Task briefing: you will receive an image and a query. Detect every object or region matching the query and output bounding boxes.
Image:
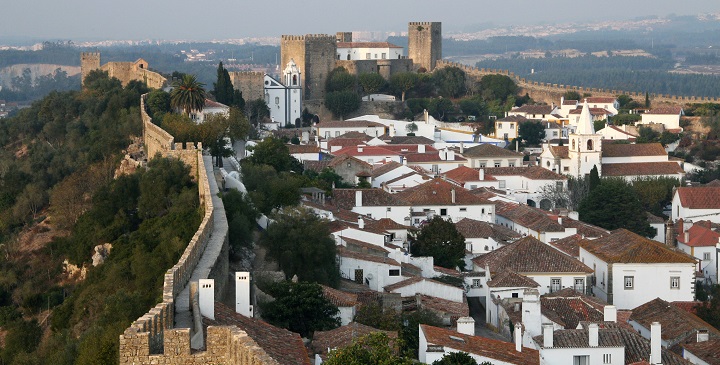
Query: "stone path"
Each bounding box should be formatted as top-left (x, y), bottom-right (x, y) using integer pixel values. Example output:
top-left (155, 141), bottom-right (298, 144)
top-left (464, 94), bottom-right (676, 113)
top-left (174, 156), bottom-right (229, 329)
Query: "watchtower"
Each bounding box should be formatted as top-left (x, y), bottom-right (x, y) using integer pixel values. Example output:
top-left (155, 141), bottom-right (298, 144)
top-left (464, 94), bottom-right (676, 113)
top-left (80, 52), bottom-right (101, 85)
top-left (280, 34), bottom-right (337, 101)
top-left (407, 22), bottom-right (442, 72)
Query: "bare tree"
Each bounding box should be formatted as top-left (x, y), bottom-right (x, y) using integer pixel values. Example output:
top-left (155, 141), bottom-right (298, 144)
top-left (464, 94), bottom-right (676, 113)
top-left (539, 175), bottom-right (590, 211)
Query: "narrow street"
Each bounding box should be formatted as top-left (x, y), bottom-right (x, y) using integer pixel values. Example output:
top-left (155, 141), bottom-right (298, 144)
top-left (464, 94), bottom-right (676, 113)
top-left (467, 296), bottom-right (511, 342)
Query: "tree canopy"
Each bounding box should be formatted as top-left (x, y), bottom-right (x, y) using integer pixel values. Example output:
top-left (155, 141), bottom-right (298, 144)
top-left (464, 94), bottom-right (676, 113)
top-left (212, 62), bottom-right (244, 109)
top-left (247, 136), bottom-right (301, 172)
top-left (578, 178), bottom-right (656, 237)
top-left (433, 66), bottom-right (467, 98)
top-left (518, 121), bottom-right (546, 145)
top-left (411, 216), bottom-right (466, 270)
top-left (433, 352), bottom-right (479, 365)
top-left (259, 281), bottom-right (339, 338)
top-left (324, 333), bottom-right (413, 365)
top-left (170, 74), bottom-right (206, 115)
top-left (260, 207), bottom-right (340, 286)
top-left (359, 72), bottom-right (386, 97)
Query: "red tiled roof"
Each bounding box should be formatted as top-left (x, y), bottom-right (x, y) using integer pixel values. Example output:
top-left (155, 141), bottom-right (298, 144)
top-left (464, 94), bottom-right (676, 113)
top-left (337, 246), bottom-right (400, 266)
top-left (646, 106), bottom-right (683, 115)
top-left (288, 144), bottom-right (320, 154)
top-left (404, 152), bottom-right (466, 163)
top-left (444, 166), bottom-right (497, 184)
top-left (682, 338), bottom-right (720, 364)
top-left (487, 269), bottom-right (539, 288)
top-left (395, 178), bottom-right (492, 206)
top-left (416, 294), bottom-right (469, 317)
top-left (378, 144), bottom-right (438, 154)
top-left (677, 224), bottom-right (720, 247)
top-left (204, 99), bottom-right (228, 108)
top-left (607, 125), bottom-right (639, 137)
top-left (371, 161), bottom-right (404, 178)
top-left (473, 236), bottom-right (593, 274)
top-left (317, 120), bottom-right (385, 128)
top-left (462, 144), bottom-right (523, 158)
top-left (497, 115), bottom-right (527, 122)
top-left (388, 136), bottom-right (435, 145)
top-left (550, 146), bottom-right (569, 158)
top-left (630, 298), bottom-right (720, 344)
top-left (205, 302), bottom-right (311, 365)
top-left (327, 154), bottom-right (372, 169)
top-left (366, 218), bottom-right (414, 232)
top-left (337, 42), bottom-right (403, 49)
top-left (494, 201), bottom-right (565, 233)
top-left (563, 99), bottom-right (579, 105)
top-left (333, 145), bottom-right (401, 157)
top-left (328, 138), bottom-right (371, 149)
top-left (454, 217), bottom-right (520, 241)
top-left (332, 188), bottom-right (405, 209)
top-left (676, 186), bottom-right (720, 209)
top-left (321, 285), bottom-right (358, 307)
top-left (601, 162), bottom-right (684, 177)
top-left (421, 324), bottom-right (540, 365)
top-left (541, 289), bottom-right (605, 329)
top-left (601, 143), bottom-right (667, 157)
top-left (579, 229), bottom-right (696, 264)
top-left (569, 107), bottom-right (612, 115)
top-left (549, 234), bottom-right (584, 257)
top-left (671, 301), bottom-right (702, 315)
top-left (482, 166), bottom-right (566, 180)
top-left (383, 276), bottom-right (424, 292)
top-left (337, 131), bottom-right (372, 139)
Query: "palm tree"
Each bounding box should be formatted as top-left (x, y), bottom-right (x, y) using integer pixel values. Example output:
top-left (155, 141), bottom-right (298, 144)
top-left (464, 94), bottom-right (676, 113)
top-left (170, 74), bottom-right (206, 116)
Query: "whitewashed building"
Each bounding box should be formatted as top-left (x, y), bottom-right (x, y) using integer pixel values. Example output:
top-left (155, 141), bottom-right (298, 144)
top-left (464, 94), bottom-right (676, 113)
top-left (264, 59), bottom-right (302, 127)
top-left (336, 42), bottom-right (404, 60)
top-left (672, 186), bottom-right (720, 224)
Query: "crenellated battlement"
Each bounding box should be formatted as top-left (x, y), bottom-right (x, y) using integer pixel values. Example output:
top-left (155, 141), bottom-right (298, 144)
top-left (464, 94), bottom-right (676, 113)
top-left (409, 21), bottom-right (437, 26)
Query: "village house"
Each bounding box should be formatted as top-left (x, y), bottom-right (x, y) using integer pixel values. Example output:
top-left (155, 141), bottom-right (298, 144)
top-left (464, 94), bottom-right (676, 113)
top-left (480, 166), bottom-right (567, 208)
top-left (672, 186), bottom-right (720, 224)
top-left (494, 115), bottom-right (525, 140)
top-left (455, 217), bottom-right (521, 259)
top-left (192, 99), bottom-right (229, 123)
top-left (675, 220), bottom-right (720, 284)
top-left (303, 154), bottom-right (372, 185)
top-left (585, 96), bottom-right (620, 115)
top-left (598, 124), bottom-right (638, 141)
top-left (394, 178), bottom-right (496, 224)
top-left (315, 120), bottom-right (387, 139)
top-left (639, 105), bottom-right (684, 130)
top-left (579, 229), bottom-right (697, 310)
top-left (460, 143), bottom-right (524, 168)
top-left (493, 201), bottom-right (579, 243)
top-left (320, 285), bottom-right (358, 326)
top-left (331, 145), bottom-right (403, 164)
top-left (508, 104), bottom-right (559, 120)
top-left (288, 144), bottom-right (322, 161)
top-left (443, 166), bottom-right (499, 190)
top-left (336, 41), bottom-right (404, 60)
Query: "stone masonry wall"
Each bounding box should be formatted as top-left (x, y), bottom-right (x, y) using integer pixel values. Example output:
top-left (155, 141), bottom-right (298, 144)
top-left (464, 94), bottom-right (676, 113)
top-left (119, 95), bottom-right (271, 364)
top-left (229, 71), bottom-right (265, 102)
top-left (281, 34), bottom-right (337, 101)
top-left (435, 60), bottom-right (720, 106)
top-left (408, 22), bottom-right (442, 71)
top-left (80, 52), bottom-right (166, 89)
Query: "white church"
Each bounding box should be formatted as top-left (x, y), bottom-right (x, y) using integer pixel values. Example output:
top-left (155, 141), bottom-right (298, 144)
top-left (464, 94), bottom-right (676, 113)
top-left (264, 59), bottom-right (302, 127)
top-left (539, 100), bottom-right (685, 181)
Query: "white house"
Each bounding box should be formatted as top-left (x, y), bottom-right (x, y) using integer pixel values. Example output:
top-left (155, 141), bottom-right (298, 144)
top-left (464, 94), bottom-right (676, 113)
top-left (332, 145), bottom-right (403, 164)
top-left (508, 105), bottom-right (559, 120)
top-left (672, 186), bottom-right (720, 224)
top-left (585, 96), bottom-right (619, 115)
top-left (443, 166), bottom-right (499, 190)
top-left (264, 59), bottom-right (302, 127)
top-left (494, 115), bottom-right (525, 140)
top-left (460, 143), bottom-right (524, 168)
top-left (418, 322), bottom-right (540, 365)
top-left (481, 166), bottom-right (567, 208)
top-left (320, 285), bottom-right (358, 326)
top-left (675, 220), bottom-right (720, 284)
top-left (288, 144), bottom-right (321, 162)
top-left (404, 149), bottom-right (467, 174)
top-left (192, 99), bottom-right (229, 123)
top-left (455, 217), bottom-right (521, 257)
top-left (394, 178), bottom-right (496, 224)
top-left (382, 171), bottom-right (431, 193)
top-left (640, 106), bottom-right (684, 130)
top-left (598, 124), bottom-right (637, 141)
top-left (336, 247), bottom-right (404, 291)
top-left (315, 120), bottom-right (388, 140)
top-left (336, 42), bottom-right (404, 60)
top-left (579, 228), bottom-right (697, 310)
top-left (384, 277), bottom-right (464, 303)
top-left (494, 201), bottom-right (579, 243)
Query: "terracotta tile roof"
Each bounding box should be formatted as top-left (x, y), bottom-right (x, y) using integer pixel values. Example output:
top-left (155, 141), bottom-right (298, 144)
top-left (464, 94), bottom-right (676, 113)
top-left (337, 246), bottom-right (400, 266)
top-left (562, 99), bottom-right (579, 105)
top-left (680, 338), bottom-right (720, 363)
top-left (569, 107), bottom-right (612, 115)
top-left (288, 144), bottom-right (320, 154)
top-left (205, 302), bottom-right (311, 365)
top-left (671, 301), bottom-right (702, 315)
top-left (646, 212), bottom-right (666, 224)
top-left (333, 145), bottom-right (401, 157)
top-left (540, 289), bottom-right (605, 329)
top-left (495, 201), bottom-right (565, 233)
top-left (559, 217), bottom-right (611, 238)
top-left (533, 327), bottom-right (690, 365)
top-left (646, 106), bottom-right (683, 115)
top-left (586, 97), bottom-right (617, 104)
top-left (337, 131), bottom-right (372, 139)
top-left (482, 166), bottom-right (566, 180)
top-left (497, 115), bottom-right (528, 122)
top-left (416, 294), bottom-right (469, 317)
top-left (433, 265), bottom-right (462, 278)
top-left (487, 269), bottom-right (539, 288)
top-left (630, 298), bottom-right (720, 344)
top-left (204, 99), bottom-right (228, 108)
top-left (395, 178), bottom-right (492, 206)
top-left (383, 276), bottom-right (424, 292)
top-left (337, 41), bottom-right (403, 49)
top-left (404, 152), bottom-right (466, 163)
top-left (385, 171), bottom-right (426, 185)
top-left (607, 125), bottom-right (639, 137)
top-left (602, 143), bottom-right (667, 157)
top-left (311, 322), bottom-right (398, 359)
top-left (676, 187), bottom-right (720, 209)
top-left (317, 120), bottom-right (385, 128)
top-left (321, 285), bottom-right (358, 307)
top-left (454, 217), bottom-right (521, 242)
top-left (331, 188), bottom-right (405, 210)
top-left (388, 136), bottom-right (435, 145)
top-left (303, 160), bottom-right (332, 173)
top-left (549, 234), bottom-right (584, 257)
top-left (511, 105), bottom-right (555, 115)
top-left (421, 324), bottom-right (540, 365)
top-left (444, 166), bottom-right (497, 184)
top-left (379, 144), bottom-right (438, 154)
top-left (366, 218), bottom-right (414, 232)
top-left (472, 236), bottom-right (593, 274)
top-left (371, 161), bottom-right (404, 178)
top-left (677, 224), bottom-right (720, 247)
top-left (326, 154), bottom-right (372, 170)
top-left (580, 229), bottom-right (697, 264)
top-left (550, 146), bottom-right (569, 158)
top-left (704, 179), bottom-right (720, 187)
top-left (462, 144), bottom-right (523, 158)
top-left (328, 138), bottom-right (371, 149)
top-left (601, 162), bottom-right (684, 177)
top-left (341, 237), bottom-right (390, 255)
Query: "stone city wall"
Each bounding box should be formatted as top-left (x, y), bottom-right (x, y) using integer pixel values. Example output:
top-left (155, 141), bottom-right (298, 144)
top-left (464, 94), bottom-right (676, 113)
top-left (229, 71), bottom-right (265, 102)
top-left (81, 52), bottom-right (167, 89)
top-left (435, 60), bottom-right (720, 106)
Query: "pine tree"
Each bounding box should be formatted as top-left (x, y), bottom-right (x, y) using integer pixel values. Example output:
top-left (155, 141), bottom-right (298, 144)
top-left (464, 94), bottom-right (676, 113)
top-left (212, 62), bottom-right (236, 106)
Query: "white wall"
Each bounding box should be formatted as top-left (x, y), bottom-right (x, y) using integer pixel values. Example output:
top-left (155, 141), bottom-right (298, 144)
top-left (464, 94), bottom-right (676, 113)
top-left (337, 255), bottom-right (403, 291)
top-left (640, 113), bottom-right (681, 129)
top-left (579, 249), bottom-right (611, 304)
top-left (337, 46), bottom-right (404, 60)
top-left (684, 349), bottom-right (711, 365)
top-left (540, 346), bottom-right (624, 365)
top-left (333, 227), bottom-right (387, 246)
top-left (677, 243), bottom-right (716, 284)
top-left (408, 161), bottom-right (465, 174)
top-left (672, 193), bottom-right (720, 223)
top-left (372, 165), bottom-right (416, 188)
top-left (611, 263), bottom-right (695, 309)
top-left (601, 155), bottom-right (668, 164)
top-left (387, 279), bottom-right (464, 303)
top-left (466, 156), bottom-right (523, 168)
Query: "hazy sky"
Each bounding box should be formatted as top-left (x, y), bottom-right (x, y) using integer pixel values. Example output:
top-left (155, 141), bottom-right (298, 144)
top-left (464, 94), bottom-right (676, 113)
top-left (4, 0), bottom-right (720, 41)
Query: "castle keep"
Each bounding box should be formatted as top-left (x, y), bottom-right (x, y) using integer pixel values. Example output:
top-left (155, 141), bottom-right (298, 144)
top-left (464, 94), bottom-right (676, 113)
top-left (408, 22), bottom-right (442, 72)
top-left (80, 52), bottom-right (166, 89)
top-left (280, 34), bottom-right (338, 100)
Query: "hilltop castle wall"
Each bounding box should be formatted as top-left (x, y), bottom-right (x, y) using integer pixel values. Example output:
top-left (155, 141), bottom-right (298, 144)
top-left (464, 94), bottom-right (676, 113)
top-left (281, 34), bottom-right (337, 100)
top-left (229, 71), bottom-right (264, 102)
top-left (81, 52), bottom-right (166, 89)
top-left (408, 22), bottom-right (442, 71)
top-left (435, 60), bottom-right (720, 106)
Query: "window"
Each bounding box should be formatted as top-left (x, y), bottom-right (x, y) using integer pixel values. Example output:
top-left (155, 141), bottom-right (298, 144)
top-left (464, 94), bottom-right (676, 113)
top-left (471, 279), bottom-right (481, 288)
top-left (366, 53), bottom-right (371, 59)
top-left (432, 164), bottom-right (439, 173)
top-left (347, 162), bottom-right (352, 168)
top-left (470, 185), bottom-right (477, 189)
top-left (386, 207), bottom-right (391, 212)
top-left (325, 131), bottom-right (330, 139)
top-left (381, 53), bottom-right (386, 59)
top-left (704, 252), bottom-right (711, 261)
top-left (551, 278), bottom-right (561, 292)
top-left (440, 208), bottom-right (447, 216)
top-left (670, 276), bottom-right (680, 289)
top-left (499, 180), bottom-right (506, 189)
top-left (335, 131), bottom-right (340, 137)
top-left (494, 162), bottom-right (501, 167)
top-left (572, 139), bottom-right (576, 150)
top-left (374, 54), bottom-right (378, 58)
top-left (553, 131), bottom-right (558, 137)
top-left (563, 166), bottom-right (569, 172)
top-left (292, 75), bottom-right (297, 85)
top-left (509, 123), bottom-right (514, 129)
top-left (275, 96), bottom-right (280, 105)
top-left (389, 269), bottom-right (400, 277)
top-left (573, 355), bottom-right (589, 365)
top-left (574, 278), bottom-right (584, 292)
top-left (479, 162), bottom-right (486, 168)
top-left (459, 208), bottom-right (467, 212)
top-left (498, 123), bottom-right (503, 129)
top-left (603, 354), bottom-right (612, 364)
top-left (512, 292), bottom-right (519, 298)
top-left (624, 276), bottom-right (634, 290)
top-left (368, 159), bottom-right (374, 164)
top-left (587, 139), bottom-right (594, 151)
top-left (509, 162), bottom-right (515, 167)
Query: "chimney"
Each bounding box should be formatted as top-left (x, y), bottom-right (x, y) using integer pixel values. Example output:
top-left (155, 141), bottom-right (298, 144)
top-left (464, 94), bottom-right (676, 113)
top-left (358, 216), bottom-right (365, 229)
top-left (424, 109), bottom-right (429, 123)
top-left (697, 329), bottom-right (709, 342)
top-left (684, 231), bottom-right (690, 243)
top-left (650, 322), bottom-right (662, 364)
top-left (355, 190), bottom-right (362, 207)
top-left (515, 323), bottom-right (523, 352)
top-left (678, 218), bottom-right (684, 233)
top-left (451, 189), bottom-right (456, 204)
top-left (460, 142), bottom-right (464, 153)
top-left (666, 221), bottom-right (676, 247)
top-left (357, 145), bottom-right (364, 153)
top-left (235, 272), bottom-right (253, 317)
top-left (479, 168), bottom-right (485, 181)
top-left (418, 144), bottom-right (426, 153)
top-left (199, 279), bottom-right (215, 320)
top-left (603, 305), bottom-right (617, 323)
top-left (447, 150), bottom-right (455, 160)
top-left (558, 217), bottom-right (563, 225)
top-left (456, 316), bottom-right (475, 336)
top-left (588, 323), bottom-right (599, 347)
top-left (543, 324), bottom-right (554, 348)
top-left (521, 289), bottom-right (541, 338)
top-left (439, 149), bottom-right (446, 161)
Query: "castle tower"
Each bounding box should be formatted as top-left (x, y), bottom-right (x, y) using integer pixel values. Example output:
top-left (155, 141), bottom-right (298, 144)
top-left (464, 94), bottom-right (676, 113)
top-left (80, 52), bottom-right (101, 85)
top-left (280, 34), bottom-right (337, 100)
top-left (408, 22), bottom-right (442, 71)
top-left (568, 100), bottom-right (602, 177)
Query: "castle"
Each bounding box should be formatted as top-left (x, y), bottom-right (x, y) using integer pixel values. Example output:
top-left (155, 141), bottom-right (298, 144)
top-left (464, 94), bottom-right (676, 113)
top-left (80, 52), bottom-right (166, 89)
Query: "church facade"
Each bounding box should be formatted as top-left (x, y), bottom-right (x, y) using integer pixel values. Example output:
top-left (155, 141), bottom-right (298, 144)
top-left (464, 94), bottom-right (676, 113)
top-left (264, 59), bottom-right (303, 127)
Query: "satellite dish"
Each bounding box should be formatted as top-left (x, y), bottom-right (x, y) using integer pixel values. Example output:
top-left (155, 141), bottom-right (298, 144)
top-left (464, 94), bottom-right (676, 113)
top-left (366, 273), bottom-right (374, 280)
